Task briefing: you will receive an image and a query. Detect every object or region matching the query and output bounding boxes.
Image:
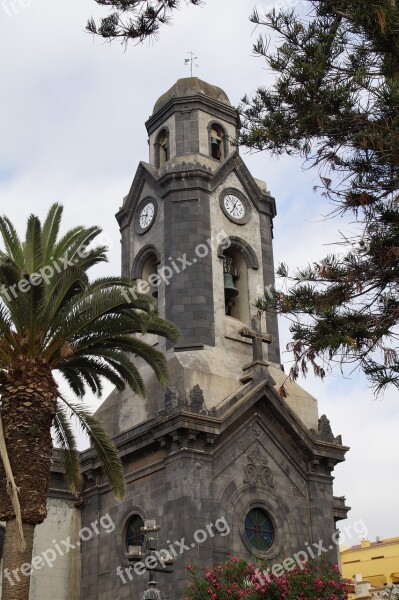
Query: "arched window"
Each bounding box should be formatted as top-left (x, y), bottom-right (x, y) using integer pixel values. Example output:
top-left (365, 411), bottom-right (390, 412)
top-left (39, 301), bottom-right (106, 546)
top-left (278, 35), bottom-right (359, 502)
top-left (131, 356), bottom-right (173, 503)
top-left (219, 237), bottom-right (259, 323)
top-left (132, 245), bottom-right (161, 301)
top-left (126, 514), bottom-right (145, 551)
top-left (142, 253), bottom-right (159, 300)
top-left (223, 250), bottom-right (248, 321)
top-left (155, 128), bottom-right (169, 168)
top-left (208, 122), bottom-right (227, 161)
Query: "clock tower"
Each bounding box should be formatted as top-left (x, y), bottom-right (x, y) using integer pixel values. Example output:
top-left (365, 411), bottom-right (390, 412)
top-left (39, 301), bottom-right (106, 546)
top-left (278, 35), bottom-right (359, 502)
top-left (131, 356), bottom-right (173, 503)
top-left (98, 77), bottom-right (285, 433)
top-left (80, 78), bottom-right (349, 600)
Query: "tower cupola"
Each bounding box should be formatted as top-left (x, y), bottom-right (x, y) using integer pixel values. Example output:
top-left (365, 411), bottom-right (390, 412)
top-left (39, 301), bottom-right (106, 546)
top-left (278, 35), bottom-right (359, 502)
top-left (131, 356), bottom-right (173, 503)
top-left (146, 77), bottom-right (239, 169)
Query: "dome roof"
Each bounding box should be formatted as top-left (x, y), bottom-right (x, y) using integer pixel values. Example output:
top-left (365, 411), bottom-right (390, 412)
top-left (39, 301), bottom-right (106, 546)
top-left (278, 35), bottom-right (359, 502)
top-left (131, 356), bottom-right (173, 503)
top-left (152, 77), bottom-right (231, 114)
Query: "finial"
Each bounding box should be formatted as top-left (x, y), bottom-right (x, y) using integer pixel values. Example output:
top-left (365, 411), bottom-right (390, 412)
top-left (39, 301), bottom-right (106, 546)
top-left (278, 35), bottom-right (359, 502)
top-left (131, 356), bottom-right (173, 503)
top-left (184, 51), bottom-right (199, 77)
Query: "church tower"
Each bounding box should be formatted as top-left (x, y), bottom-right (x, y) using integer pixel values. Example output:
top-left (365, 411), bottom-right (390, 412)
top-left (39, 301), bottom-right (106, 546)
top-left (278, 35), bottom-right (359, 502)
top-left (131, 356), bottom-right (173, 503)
top-left (78, 79), bottom-right (350, 600)
top-left (122, 76), bottom-right (280, 360)
top-left (97, 77), bottom-right (283, 432)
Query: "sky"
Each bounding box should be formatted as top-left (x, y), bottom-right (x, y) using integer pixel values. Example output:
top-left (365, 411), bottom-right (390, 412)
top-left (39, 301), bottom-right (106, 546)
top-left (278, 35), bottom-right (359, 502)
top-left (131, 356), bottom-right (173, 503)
top-left (0, 0), bottom-right (398, 545)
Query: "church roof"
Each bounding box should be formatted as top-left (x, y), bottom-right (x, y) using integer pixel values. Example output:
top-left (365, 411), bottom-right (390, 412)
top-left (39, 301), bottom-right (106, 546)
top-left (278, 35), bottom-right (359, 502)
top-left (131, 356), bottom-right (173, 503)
top-left (152, 77), bottom-right (231, 114)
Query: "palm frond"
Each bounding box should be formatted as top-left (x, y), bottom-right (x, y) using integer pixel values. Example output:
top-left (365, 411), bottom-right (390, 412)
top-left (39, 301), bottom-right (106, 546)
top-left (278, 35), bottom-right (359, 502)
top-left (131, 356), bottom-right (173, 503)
top-left (71, 245), bottom-right (108, 272)
top-left (59, 368), bottom-right (88, 396)
top-left (46, 289), bottom-right (138, 353)
top-left (53, 404), bottom-right (82, 495)
top-left (0, 261), bottom-right (30, 335)
top-left (0, 215), bottom-right (24, 265)
top-left (118, 336), bottom-right (170, 386)
top-left (54, 226), bottom-right (104, 266)
top-left (76, 347), bottom-right (146, 396)
top-left (58, 356), bottom-right (127, 394)
top-left (51, 225), bottom-right (86, 260)
top-left (25, 214), bottom-right (43, 273)
top-left (139, 311), bottom-right (180, 342)
top-left (40, 268), bottom-right (89, 335)
top-left (60, 397), bottom-right (125, 500)
top-left (41, 203), bottom-right (63, 264)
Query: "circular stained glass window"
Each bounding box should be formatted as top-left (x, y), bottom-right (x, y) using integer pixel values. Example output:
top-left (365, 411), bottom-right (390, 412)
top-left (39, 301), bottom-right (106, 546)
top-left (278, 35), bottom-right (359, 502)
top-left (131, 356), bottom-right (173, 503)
top-left (126, 515), bottom-right (144, 551)
top-left (245, 508), bottom-right (274, 551)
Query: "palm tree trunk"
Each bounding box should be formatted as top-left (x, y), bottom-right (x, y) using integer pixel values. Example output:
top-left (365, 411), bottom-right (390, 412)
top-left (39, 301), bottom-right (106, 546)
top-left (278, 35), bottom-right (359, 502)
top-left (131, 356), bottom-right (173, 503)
top-left (2, 520), bottom-right (35, 600)
top-left (0, 360), bottom-right (58, 599)
top-left (0, 360), bottom-right (58, 523)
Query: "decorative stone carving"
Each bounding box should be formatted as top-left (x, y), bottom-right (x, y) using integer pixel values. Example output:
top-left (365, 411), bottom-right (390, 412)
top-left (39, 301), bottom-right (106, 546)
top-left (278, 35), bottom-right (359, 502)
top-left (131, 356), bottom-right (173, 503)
top-left (318, 414), bottom-right (335, 442)
top-left (177, 391), bottom-right (189, 408)
top-left (158, 387), bottom-right (188, 416)
top-left (244, 445), bottom-right (274, 487)
top-left (157, 387), bottom-right (176, 416)
top-left (189, 384), bottom-right (205, 413)
top-left (252, 424), bottom-right (262, 438)
top-left (164, 387), bottom-right (177, 413)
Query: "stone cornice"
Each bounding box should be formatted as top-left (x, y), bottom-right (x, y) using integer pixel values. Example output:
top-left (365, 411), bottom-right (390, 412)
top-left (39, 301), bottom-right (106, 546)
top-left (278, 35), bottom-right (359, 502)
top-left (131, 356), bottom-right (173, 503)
top-left (79, 375), bottom-right (348, 488)
top-left (146, 94), bottom-right (239, 135)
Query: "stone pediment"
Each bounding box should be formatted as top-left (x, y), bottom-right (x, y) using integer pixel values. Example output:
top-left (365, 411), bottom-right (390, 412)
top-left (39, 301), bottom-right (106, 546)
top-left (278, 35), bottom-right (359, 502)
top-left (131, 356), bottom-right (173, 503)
top-left (211, 152), bottom-right (276, 218)
top-left (212, 377), bottom-right (349, 481)
top-left (116, 161), bottom-right (163, 228)
top-left (211, 411), bottom-right (307, 497)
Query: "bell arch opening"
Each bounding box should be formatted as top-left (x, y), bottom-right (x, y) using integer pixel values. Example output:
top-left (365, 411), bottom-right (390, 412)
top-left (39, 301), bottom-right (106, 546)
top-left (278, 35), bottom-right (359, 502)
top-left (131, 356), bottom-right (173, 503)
top-left (218, 237), bottom-right (259, 322)
top-left (208, 122), bottom-right (228, 161)
top-left (154, 128), bottom-right (170, 168)
top-left (132, 245), bottom-right (161, 300)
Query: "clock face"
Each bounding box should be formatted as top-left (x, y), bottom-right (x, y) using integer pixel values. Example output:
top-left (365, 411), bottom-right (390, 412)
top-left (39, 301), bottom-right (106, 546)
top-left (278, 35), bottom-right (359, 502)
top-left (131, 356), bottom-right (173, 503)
top-left (223, 194), bottom-right (245, 220)
top-left (139, 202), bottom-right (155, 229)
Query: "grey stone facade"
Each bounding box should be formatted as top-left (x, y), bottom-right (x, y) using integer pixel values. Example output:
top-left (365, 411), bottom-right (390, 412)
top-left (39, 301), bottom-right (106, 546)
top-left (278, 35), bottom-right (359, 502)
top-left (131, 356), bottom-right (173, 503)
top-left (80, 78), bottom-right (350, 599)
top-left (78, 374), bottom-right (349, 600)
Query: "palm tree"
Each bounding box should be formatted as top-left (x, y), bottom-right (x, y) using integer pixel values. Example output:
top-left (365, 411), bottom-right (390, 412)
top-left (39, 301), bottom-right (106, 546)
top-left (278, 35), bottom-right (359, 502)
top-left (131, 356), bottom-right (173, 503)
top-left (0, 204), bottom-right (179, 600)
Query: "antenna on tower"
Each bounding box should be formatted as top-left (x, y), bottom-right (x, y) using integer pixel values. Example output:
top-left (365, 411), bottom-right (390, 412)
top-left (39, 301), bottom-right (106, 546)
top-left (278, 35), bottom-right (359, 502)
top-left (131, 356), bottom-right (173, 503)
top-left (184, 51), bottom-right (199, 77)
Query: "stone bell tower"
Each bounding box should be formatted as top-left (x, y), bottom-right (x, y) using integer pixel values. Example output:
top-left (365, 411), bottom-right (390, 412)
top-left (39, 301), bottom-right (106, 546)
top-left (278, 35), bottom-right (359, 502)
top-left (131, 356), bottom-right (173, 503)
top-left (82, 78), bottom-right (349, 600)
top-left (97, 77), bottom-right (284, 433)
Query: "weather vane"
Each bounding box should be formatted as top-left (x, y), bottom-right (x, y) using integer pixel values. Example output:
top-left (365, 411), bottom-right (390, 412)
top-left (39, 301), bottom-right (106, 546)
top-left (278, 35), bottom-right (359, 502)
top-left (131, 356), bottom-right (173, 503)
top-left (184, 51), bottom-right (199, 77)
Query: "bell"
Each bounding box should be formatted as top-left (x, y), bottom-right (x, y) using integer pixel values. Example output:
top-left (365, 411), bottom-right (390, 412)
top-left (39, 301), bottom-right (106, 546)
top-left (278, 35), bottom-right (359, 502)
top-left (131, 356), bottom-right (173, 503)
top-left (224, 273), bottom-right (239, 299)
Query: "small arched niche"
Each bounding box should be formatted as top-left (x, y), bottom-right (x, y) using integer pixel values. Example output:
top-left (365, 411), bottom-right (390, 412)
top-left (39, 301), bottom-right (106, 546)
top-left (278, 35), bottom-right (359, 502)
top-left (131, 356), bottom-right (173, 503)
top-left (218, 237), bottom-right (259, 323)
top-left (132, 245), bottom-right (161, 301)
top-left (208, 122), bottom-right (228, 162)
top-left (154, 128), bottom-right (169, 168)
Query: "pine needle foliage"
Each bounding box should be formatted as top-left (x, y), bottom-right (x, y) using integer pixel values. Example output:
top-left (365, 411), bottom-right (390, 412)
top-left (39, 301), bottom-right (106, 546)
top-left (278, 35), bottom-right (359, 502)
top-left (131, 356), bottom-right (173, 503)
top-left (241, 1), bottom-right (399, 395)
top-left (86, 0), bottom-right (203, 44)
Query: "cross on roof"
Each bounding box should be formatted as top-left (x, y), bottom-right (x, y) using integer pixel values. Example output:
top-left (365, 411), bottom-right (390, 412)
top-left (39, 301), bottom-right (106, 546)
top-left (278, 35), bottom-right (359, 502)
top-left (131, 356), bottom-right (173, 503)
top-left (239, 316), bottom-right (273, 363)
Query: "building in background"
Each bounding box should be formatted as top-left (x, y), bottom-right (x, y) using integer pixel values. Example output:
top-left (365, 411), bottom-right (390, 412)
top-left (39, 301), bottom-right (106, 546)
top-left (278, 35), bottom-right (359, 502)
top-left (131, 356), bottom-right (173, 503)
top-left (341, 537), bottom-right (399, 589)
